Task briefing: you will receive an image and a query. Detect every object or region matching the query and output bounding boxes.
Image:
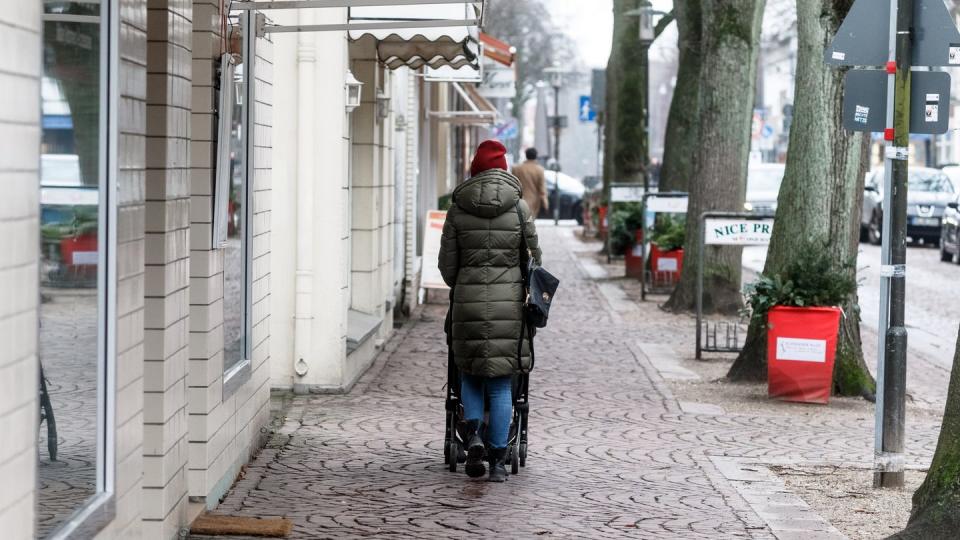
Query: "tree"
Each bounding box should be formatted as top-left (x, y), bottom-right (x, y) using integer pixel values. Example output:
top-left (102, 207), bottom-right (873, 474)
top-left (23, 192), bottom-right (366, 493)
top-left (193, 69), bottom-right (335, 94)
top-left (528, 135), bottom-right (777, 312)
top-left (658, 0), bottom-right (702, 193)
top-left (894, 327), bottom-right (960, 538)
top-left (725, 0), bottom-right (875, 398)
top-left (483, 0), bottom-right (573, 159)
top-left (663, 0), bottom-right (766, 314)
top-left (604, 2), bottom-right (675, 198)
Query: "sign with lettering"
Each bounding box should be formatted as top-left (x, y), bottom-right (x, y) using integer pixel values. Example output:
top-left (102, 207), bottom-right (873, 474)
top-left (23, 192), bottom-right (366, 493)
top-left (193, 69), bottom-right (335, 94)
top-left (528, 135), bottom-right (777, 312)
top-left (646, 196), bottom-right (688, 213)
top-left (776, 337), bottom-right (828, 363)
top-left (704, 218), bottom-right (774, 246)
top-left (610, 184), bottom-right (645, 202)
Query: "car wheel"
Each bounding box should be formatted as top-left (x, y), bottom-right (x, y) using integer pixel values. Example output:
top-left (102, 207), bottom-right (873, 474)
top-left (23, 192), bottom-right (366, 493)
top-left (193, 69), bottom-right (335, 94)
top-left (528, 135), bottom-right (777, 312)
top-left (941, 241), bottom-right (953, 262)
top-left (572, 202), bottom-right (583, 225)
top-left (868, 212), bottom-right (883, 246)
top-left (859, 224), bottom-right (869, 243)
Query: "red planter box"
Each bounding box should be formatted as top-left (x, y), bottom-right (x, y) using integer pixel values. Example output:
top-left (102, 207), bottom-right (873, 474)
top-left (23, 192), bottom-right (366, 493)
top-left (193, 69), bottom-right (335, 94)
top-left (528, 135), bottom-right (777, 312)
top-left (649, 244), bottom-right (683, 286)
top-left (624, 230), bottom-right (644, 279)
top-left (60, 233), bottom-right (98, 266)
top-left (767, 306), bottom-right (842, 404)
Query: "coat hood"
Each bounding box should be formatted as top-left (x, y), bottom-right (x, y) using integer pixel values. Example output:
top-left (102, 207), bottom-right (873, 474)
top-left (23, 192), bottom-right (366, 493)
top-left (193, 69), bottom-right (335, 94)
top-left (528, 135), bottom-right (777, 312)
top-left (453, 168), bottom-right (522, 219)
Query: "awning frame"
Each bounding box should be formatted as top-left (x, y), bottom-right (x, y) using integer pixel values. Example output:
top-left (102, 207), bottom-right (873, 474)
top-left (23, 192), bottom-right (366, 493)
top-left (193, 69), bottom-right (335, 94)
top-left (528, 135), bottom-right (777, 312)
top-left (428, 81), bottom-right (497, 125)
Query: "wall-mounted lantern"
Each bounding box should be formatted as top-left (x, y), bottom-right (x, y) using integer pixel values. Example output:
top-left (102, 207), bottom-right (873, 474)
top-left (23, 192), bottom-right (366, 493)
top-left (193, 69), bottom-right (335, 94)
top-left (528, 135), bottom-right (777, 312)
top-left (376, 90), bottom-right (390, 120)
top-left (345, 69), bottom-right (363, 113)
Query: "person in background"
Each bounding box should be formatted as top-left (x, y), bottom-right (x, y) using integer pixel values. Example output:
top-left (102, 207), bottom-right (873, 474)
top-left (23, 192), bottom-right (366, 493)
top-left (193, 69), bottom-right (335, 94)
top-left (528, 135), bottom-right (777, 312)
top-left (439, 140), bottom-right (542, 482)
top-left (512, 147), bottom-right (550, 219)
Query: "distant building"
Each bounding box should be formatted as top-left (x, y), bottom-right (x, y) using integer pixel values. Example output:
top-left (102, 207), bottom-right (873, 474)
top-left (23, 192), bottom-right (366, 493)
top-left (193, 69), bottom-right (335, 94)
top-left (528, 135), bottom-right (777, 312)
top-left (757, 0), bottom-right (797, 163)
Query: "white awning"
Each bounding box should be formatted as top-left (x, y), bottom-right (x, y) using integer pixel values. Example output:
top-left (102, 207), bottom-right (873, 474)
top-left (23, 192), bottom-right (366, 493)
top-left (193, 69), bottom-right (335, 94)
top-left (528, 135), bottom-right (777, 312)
top-left (348, 2), bottom-right (483, 70)
top-left (428, 82), bottom-right (497, 125)
top-left (234, 1), bottom-right (485, 70)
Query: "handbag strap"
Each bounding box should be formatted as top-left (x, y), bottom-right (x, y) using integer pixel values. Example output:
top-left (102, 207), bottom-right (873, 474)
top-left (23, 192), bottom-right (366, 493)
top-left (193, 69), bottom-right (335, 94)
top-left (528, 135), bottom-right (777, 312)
top-left (515, 201), bottom-right (531, 275)
top-left (514, 201), bottom-right (534, 373)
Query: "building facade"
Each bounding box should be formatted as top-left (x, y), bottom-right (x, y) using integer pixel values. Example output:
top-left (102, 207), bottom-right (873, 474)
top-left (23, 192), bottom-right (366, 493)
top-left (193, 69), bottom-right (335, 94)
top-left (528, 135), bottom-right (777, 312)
top-left (2, 1), bottom-right (486, 538)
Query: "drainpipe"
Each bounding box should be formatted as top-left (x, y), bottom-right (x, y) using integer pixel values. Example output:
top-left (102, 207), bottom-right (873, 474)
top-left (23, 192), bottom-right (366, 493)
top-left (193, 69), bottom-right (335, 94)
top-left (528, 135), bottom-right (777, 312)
top-left (293, 8), bottom-right (315, 382)
top-left (403, 73), bottom-right (419, 314)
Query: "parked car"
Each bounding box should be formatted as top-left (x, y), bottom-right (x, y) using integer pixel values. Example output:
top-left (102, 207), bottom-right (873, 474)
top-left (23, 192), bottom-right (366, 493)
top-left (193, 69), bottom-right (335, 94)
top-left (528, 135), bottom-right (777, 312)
top-left (539, 171), bottom-right (585, 224)
top-left (744, 163), bottom-right (785, 216)
top-left (861, 167), bottom-right (955, 245)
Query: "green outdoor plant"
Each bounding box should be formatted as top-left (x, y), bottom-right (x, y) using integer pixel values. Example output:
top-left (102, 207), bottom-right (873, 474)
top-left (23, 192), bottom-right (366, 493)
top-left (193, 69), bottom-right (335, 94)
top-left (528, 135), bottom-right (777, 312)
top-left (744, 243), bottom-right (857, 322)
top-left (608, 202), bottom-right (644, 256)
top-left (649, 216), bottom-right (686, 252)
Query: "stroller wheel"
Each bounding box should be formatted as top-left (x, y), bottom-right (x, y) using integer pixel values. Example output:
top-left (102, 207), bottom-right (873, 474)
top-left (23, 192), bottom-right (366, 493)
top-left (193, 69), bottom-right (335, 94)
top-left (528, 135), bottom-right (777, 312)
top-left (447, 442), bottom-right (458, 472)
top-left (519, 443), bottom-right (527, 467)
top-left (511, 444), bottom-right (519, 475)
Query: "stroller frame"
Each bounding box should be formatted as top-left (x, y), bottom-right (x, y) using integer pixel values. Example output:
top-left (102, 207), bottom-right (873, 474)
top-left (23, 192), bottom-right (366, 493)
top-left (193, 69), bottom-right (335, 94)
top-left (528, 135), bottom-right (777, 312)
top-left (443, 346), bottom-right (529, 475)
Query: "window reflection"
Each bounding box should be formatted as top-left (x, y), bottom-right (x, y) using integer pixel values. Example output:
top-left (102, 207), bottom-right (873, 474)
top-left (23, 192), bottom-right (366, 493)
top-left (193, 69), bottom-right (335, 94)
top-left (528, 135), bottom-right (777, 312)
top-left (38, 1), bottom-right (103, 536)
top-left (223, 39), bottom-right (246, 373)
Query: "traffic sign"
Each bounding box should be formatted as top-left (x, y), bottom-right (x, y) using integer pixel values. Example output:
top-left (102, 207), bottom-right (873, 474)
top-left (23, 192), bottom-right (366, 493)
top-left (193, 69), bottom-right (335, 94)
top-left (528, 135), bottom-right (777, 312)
top-left (826, 0), bottom-right (960, 67)
top-left (842, 69), bottom-right (950, 134)
top-left (579, 95), bottom-right (596, 122)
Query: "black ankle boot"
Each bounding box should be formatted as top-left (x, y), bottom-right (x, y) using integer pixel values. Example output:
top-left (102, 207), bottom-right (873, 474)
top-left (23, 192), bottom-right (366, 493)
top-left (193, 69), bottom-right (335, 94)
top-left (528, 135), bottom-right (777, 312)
top-left (463, 420), bottom-right (486, 478)
top-left (488, 447), bottom-right (508, 482)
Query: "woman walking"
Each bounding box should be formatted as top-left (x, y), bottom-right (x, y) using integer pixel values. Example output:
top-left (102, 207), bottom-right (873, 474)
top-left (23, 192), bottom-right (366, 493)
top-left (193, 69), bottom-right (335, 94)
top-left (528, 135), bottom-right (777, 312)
top-left (438, 140), bottom-right (541, 482)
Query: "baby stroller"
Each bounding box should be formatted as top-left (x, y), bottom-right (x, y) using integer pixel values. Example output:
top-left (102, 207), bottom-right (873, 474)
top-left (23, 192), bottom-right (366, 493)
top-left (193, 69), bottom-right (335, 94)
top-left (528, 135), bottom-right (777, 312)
top-left (443, 306), bottom-right (529, 475)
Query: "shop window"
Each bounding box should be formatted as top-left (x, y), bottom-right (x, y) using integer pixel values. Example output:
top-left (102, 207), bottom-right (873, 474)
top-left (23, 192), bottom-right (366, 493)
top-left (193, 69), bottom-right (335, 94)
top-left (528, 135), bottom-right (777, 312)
top-left (219, 10), bottom-right (254, 392)
top-left (38, 0), bottom-right (115, 537)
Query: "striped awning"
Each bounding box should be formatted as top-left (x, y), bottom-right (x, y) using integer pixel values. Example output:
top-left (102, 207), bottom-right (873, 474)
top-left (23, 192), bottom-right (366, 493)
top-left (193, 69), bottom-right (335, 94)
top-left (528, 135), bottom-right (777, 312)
top-left (348, 2), bottom-right (484, 70)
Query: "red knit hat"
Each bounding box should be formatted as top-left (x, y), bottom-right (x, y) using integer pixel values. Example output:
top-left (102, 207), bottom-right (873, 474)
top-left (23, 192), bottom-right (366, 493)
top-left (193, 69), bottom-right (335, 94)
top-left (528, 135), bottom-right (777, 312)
top-left (470, 140), bottom-right (508, 176)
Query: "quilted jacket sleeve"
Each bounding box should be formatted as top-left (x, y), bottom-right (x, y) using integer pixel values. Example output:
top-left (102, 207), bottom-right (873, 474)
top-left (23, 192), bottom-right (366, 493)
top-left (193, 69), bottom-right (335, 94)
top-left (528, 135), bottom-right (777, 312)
top-left (438, 206), bottom-right (460, 287)
top-left (518, 200), bottom-right (542, 266)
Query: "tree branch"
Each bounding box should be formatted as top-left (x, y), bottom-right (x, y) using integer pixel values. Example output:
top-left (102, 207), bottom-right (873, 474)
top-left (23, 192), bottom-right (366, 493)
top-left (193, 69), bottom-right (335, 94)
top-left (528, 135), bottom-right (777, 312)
top-left (654, 10), bottom-right (675, 39)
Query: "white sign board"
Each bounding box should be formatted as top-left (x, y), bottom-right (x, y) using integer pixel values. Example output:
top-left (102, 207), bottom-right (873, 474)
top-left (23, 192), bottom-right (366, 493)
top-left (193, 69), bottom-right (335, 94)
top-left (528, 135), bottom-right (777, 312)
top-left (646, 196), bottom-right (688, 213)
top-left (420, 210), bottom-right (450, 290)
top-left (478, 64), bottom-right (516, 99)
top-left (610, 185), bottom-right (645, 202)
top-left (704, 218), bottom-right (774, 245)
top-left (775, 337), bottom-right (827, 363)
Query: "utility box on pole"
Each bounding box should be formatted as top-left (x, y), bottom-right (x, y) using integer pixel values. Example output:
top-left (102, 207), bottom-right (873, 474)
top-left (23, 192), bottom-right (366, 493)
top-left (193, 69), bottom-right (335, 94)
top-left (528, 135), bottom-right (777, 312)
top-left (828, 0), bottom-right (960, 488)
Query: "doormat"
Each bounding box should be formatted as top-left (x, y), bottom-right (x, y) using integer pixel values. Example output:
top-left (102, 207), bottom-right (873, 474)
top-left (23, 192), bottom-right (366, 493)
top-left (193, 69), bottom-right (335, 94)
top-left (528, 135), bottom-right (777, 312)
top-left (190, 514), bottom-right (293, 537)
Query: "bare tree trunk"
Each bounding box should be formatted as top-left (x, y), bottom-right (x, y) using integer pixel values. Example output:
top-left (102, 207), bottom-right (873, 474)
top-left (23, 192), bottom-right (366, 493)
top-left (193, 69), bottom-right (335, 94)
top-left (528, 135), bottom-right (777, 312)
top-left (726, 0), bottom-right (874, 398)
top-left (893, 327), bottom-right (960, 538)
top-left (663, 0), bottom-right (765, 314)
top-left (613, 0), bottom-right (648, 186)
top-left (658, 0), bottom-right (702, 194)
top-left (603, 0), bottom-right (633, 201)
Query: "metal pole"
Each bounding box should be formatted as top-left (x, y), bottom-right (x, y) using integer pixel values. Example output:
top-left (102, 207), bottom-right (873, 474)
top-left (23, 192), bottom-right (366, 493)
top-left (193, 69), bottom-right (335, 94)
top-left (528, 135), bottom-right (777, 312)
top-left (876, 0), bottom-right (912, 489)
top-left (553, 84), bottom-right (561, 226)
top-left (642, 41), bottom-right (651, 193)
top-left (641, 193), bottom-right (649, 301)
top-left (696, 213), bottom-right (705, 360)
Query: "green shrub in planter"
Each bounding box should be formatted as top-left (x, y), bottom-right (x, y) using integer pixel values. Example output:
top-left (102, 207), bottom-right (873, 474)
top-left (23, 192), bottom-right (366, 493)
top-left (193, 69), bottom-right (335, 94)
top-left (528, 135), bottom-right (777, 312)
top-left (744, 244), bottom-right (857, 322)
top-left (608, 202), bottom-right (644, 256)
top-left (648, 215), bottom-right (686, 252)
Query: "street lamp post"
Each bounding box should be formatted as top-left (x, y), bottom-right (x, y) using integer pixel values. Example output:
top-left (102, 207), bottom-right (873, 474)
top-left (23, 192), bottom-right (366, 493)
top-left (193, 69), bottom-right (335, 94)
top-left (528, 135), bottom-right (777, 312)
top-left (544, 65), bottom-right (565, 225)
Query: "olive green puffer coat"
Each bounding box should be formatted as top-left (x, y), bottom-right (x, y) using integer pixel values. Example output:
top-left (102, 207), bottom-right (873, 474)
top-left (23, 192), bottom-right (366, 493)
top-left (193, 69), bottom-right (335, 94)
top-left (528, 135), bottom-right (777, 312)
top-left (439, 168), bottom-right (542, 378)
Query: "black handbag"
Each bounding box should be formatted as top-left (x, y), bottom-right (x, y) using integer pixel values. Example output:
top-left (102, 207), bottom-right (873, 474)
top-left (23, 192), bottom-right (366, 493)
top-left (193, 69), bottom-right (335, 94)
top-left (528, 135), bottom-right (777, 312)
top-left (515, 203), bottom-right (560, 372)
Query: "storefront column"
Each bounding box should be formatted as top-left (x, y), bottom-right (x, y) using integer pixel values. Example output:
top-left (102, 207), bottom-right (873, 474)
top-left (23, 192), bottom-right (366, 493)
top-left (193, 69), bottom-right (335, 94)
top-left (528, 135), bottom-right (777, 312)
top-left (0, 5), bottom-right (42, 538)
top-left (143, 0), bottom-right (192, 536)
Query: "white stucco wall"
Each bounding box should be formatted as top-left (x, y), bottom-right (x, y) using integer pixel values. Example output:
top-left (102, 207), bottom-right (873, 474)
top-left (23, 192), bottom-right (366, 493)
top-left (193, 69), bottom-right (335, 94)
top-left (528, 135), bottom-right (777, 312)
top-left (270, 7), bottom-right (352, 391)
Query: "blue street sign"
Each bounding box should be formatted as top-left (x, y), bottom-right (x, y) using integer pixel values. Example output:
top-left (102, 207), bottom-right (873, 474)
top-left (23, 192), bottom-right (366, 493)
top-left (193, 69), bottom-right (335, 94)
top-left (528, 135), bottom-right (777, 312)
top-left (579, 95), bottom-right (596, 122)
top-left (495, 120), bottom-right (518, 141)
top-left (761, 124), bottom-right (774, 138)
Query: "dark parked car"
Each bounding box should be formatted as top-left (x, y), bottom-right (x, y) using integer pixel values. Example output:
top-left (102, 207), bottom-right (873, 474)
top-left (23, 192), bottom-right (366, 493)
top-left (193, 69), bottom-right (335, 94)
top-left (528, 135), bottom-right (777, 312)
top-left (539, 171), bottom-right (585, 224)
top-left (940, 195), bottom-right (960, 262)
top-left (860, 167), bottom-right (955, 245)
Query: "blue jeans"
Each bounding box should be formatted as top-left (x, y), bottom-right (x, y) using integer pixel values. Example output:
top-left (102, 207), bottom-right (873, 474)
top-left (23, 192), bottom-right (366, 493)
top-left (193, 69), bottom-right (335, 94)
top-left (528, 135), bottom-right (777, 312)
top-left (461, 373), bottom-right (513, 449)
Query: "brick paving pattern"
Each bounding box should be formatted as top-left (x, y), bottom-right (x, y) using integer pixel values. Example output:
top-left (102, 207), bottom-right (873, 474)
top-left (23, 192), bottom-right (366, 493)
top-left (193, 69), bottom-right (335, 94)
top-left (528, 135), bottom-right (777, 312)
top-left (208, 226), bottom-right (939, 539)
top-left (36, 291), bottom-right (99, 537)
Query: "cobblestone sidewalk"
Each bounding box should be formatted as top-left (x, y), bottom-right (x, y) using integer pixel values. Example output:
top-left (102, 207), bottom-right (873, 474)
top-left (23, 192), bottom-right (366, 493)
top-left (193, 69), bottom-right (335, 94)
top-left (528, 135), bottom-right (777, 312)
top-left (207, 225), bottom-right (938, 539)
